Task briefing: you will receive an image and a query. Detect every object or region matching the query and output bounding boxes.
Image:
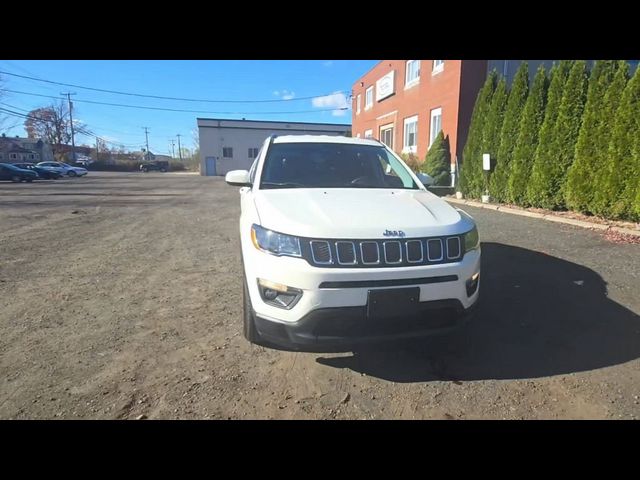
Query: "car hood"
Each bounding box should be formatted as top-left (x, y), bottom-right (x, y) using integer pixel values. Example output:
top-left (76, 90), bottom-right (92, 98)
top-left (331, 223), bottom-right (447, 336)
top-left (253, 188), bottom-right (474, 239)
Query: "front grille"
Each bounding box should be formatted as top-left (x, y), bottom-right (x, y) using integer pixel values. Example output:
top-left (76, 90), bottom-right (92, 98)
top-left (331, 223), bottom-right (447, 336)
top-left (310, 241), bottom-right (332, 264)
top-left (302, 235), bottom-right (464, 268)
top-left (383, 241), bottom-right (402, 264)
top-left (336, 241), bottom-right (356, 264)
top-left (360, 242), bottom-right (380, 264)
top-left (427, 239), bottom-right (443, 261)
top-left (406, 240), bottom-right (423, 263)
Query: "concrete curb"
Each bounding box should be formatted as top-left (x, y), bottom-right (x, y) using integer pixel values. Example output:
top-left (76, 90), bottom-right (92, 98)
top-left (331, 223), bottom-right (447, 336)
top-left (445, 197), bottom-right (640, 237)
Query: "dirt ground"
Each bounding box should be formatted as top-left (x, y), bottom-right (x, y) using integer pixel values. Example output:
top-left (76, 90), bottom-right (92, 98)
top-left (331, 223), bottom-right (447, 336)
top-left (1, 172), bottom-right (639, 419)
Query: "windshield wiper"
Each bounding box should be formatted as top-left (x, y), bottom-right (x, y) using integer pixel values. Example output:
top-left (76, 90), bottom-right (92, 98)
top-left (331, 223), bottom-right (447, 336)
top-left (261, 182), bottom-right (306, 189)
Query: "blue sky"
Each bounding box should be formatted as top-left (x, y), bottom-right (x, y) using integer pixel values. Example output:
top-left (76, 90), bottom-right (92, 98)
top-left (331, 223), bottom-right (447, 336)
top-left (0, 60), bottom-right (377, 155)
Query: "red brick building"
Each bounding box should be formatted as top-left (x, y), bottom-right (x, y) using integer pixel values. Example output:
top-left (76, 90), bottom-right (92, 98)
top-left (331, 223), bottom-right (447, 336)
top-left (351, 60), bottom-right (488, 174)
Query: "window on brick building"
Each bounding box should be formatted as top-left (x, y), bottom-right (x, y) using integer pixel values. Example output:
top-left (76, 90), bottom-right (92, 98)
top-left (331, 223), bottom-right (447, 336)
top-left (403, 115), bottom-right (418, 153)
top-left (405, 60), bottom-right (420, 87)
top-left (433, 60), bottom-right (444, 74)
top-left (365, 87), bottom-right (373, 110)
top-left (380, 125), bottom-right (394, 149)
top-left (429, 108), bottom-right (442, 147)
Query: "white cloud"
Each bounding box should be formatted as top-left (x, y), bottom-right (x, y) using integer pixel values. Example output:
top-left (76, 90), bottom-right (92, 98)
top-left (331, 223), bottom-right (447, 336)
top-left (323, 60), bottom-right (333, 67)
top-left (312, 91), bottom-right (349, 115)
top-left (273, 89), bottom-right (295, 99)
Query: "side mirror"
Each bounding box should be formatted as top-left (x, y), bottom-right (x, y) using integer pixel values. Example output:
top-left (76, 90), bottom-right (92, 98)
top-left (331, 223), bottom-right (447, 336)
top-left (417, 172), bottom-right (434, 187)
top-left (225, 170), bottom-right (251, 187)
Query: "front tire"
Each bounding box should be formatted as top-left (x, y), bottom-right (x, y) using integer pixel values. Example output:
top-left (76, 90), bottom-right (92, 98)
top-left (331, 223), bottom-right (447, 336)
top-left (68, 171), bottom-right (77, 177)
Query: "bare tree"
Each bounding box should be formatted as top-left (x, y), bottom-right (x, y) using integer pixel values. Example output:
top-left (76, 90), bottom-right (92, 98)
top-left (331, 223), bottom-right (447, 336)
top-left (24, 101), bottom-right (73, 158)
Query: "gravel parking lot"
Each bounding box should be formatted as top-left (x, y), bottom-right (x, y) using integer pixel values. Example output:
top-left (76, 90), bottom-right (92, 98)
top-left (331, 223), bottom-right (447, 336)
top-left (1, 172), bottom-right (639, 419)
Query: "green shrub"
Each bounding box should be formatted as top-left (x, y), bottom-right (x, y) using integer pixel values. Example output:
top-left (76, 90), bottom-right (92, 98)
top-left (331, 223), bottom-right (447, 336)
top-left (565, 61), bottom-right (620, 213)
top-left (421, 131), bottom-right (451, 186)
top-left (460, 70), bottom-right (498, 198)
top-left (527, 61), bottom-right (573, 208)
top-left (489, 62), bottom-right (529, 202)
top-left (590, 62), bottom-right (631, 216)
top-left (507, 64), bottom-right (548, 205)
top-left (597, 64), bottom-right (640, 219)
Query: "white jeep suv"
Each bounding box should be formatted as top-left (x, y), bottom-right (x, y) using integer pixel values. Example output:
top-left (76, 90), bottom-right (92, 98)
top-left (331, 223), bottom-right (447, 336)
top-left (226, 135), bottom-right (480, 351)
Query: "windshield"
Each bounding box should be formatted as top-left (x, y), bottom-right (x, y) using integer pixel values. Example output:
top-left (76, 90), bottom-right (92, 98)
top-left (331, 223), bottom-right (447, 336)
top-left (260, 142), bottom-right (419, 190)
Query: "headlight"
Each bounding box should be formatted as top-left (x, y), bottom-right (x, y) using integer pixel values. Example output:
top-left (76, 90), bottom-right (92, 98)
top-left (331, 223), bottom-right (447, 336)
top-left (251, 224), bottom-right (301, 257)
top-left (464, 225), bottom-right (480, 253)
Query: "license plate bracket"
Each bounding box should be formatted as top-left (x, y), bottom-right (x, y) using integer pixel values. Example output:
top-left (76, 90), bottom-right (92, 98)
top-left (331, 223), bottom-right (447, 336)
top-left (367, 287), bottom-right (420, 322)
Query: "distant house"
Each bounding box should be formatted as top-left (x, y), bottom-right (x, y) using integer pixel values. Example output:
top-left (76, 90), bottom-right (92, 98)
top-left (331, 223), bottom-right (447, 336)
top-left (0, 135), bottom-right (54, 163)
top-left (138, 151), bottom-right (172, 163)
top-left (52, 144), bottom-right (94, 162)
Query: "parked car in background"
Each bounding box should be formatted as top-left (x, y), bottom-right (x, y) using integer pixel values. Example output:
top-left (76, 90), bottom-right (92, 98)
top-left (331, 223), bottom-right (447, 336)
top-left (0, 163), bottom-right (38, 182)
top-left (37, 161), bottom-right (88, 177)
top-left (140, 160), bottom-right (169, 172)
top-left (11, 163), bottom-right (63, 179)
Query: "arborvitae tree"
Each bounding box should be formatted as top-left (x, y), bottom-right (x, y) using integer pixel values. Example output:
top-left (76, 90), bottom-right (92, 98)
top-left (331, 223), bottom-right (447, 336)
top-left (599, 64), bottom-right (640, 219)
top-left (459, 70), bottom-right (497, 198)
top-left (590, 62), bottom-right (631, 216)
top-left (507, 65), bottom-right (548, 205)
top-left (481, 77), bottom-right (508, 168)
top-left (527, 60), bottom-right (575, 208)
top-left (421, 131), bottom-right (451, 186)
top-left (631, 132), bottom-right (640, 221)
top-left (564, 61), bottom-right (620, 213)
top-left (489, 62), bottom-right (529, 202)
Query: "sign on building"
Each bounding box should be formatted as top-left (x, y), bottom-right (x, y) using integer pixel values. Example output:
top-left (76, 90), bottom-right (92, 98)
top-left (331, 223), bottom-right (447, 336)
top-left (376, 70), bottom-right (396, 102)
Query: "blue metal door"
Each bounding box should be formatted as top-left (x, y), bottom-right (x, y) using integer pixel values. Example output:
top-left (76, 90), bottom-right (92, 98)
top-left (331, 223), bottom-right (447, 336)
top-left (205, 157), bottom-right (217, 176)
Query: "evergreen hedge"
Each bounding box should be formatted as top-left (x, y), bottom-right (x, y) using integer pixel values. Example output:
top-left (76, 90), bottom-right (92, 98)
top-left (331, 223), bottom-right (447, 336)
top-left (507, 64), bottom-right (548, 205)
top-left (526, 61), bottom-right (573, 208)
top-left (489, 62), bottom-right (529, 202)
top-left (565, 61), bottom-right (619, 213)
top-left (459, 70), bottom-right (497, 198)
top-left (598, 64), bottom-right (640, 219)
top-left (421, 131), bottom-right (451, 186)
top-left (590, 62), bottom-right (631, 216)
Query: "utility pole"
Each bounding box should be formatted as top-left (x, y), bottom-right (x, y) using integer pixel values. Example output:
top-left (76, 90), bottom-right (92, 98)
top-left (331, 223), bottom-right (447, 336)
top-left (62, 92), bottom-right (77, 163)
top-left (143, 127), bottom-right (150, 161)
top-left (170, 139), bottom-right (176, 159)
top-left (95, 137), bottom-right (99, 162)
top-left (176, 134), bottom-right (183, 162)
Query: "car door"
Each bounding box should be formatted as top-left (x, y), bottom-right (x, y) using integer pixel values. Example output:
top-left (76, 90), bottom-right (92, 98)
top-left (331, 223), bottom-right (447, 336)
top-left (0, 165), bottom-right (9, 180)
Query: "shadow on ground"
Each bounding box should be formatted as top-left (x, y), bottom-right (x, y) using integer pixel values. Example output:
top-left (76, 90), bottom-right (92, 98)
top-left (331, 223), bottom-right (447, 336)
top-left (316, 242), bottom-right (640, 382)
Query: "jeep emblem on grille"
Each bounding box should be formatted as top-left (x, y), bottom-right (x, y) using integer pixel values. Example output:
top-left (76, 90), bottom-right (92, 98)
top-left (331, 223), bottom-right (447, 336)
top-left (383, 229), bottom-right (406, 238)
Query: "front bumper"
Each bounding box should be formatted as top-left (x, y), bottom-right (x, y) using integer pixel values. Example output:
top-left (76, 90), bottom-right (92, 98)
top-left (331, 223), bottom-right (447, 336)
top-left (255, 298), bottom-right (478, 352)
top-left (242, 237), bottom-right (481, 351)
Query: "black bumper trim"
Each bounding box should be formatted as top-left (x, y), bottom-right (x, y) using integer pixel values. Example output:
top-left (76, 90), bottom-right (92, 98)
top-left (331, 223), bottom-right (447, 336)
top-left (254, 298), bottom-right (478, 352)
top-left (319, 275), bottom-right (458, 289)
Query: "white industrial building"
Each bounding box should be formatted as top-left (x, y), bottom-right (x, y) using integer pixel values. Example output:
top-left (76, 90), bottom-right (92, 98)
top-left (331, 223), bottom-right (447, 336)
top-left (197, 118), bottom-right (351, 176)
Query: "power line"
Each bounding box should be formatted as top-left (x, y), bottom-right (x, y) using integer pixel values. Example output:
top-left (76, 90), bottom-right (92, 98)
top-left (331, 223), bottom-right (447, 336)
top-left (0, 88), bottom-right (349, 115)
top-left (0, 106), bottom-right (142, 149)
top-left (0, 69), bottom-right (347, 104)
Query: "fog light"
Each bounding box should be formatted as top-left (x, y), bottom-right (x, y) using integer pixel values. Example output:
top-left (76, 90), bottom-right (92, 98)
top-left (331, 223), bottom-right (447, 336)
top-left (263, 288), bottom-right (278, 301)
top-left (257, 278), bottom-right (303, 309)
top-left (466, 272), bottom-right (480, 297)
